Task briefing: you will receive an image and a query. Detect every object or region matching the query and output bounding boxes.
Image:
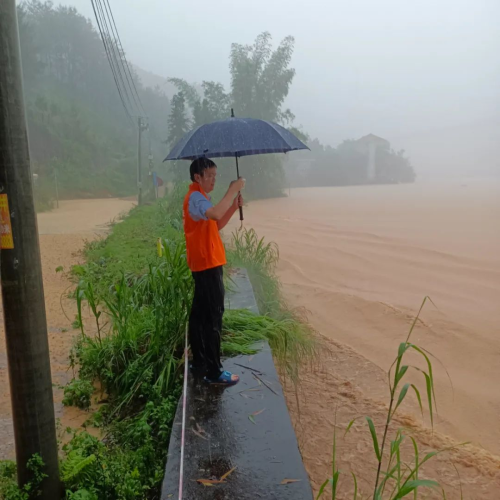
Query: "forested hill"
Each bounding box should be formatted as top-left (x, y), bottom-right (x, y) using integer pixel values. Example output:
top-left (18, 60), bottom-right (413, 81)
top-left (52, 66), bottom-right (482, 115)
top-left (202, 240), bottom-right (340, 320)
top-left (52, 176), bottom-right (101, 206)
top-left (17, 1), bottom-right (415, 207)
top-left (18, 1), bottom-right (170, 201)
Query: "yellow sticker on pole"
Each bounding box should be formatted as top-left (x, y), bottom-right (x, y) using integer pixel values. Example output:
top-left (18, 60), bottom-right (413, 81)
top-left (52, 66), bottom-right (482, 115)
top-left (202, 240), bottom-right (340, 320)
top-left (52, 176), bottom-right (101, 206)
top-left (0, 194), bottom-right (14, 249)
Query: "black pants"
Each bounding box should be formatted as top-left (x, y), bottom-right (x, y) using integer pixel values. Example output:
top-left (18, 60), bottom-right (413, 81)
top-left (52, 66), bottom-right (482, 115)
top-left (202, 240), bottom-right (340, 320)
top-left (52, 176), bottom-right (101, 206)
top-left (189, 266), bottom-right (225, 379)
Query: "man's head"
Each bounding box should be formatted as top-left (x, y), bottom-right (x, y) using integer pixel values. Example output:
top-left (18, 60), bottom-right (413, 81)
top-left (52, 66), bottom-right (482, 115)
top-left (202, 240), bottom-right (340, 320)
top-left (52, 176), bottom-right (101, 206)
top-left (190, 157), bottom-right (217, 193)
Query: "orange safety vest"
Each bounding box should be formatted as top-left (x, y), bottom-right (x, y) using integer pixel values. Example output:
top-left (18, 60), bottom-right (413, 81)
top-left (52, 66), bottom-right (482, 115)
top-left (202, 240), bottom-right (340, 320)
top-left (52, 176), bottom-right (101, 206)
top-left (183, 183), bottom-right (226, 272)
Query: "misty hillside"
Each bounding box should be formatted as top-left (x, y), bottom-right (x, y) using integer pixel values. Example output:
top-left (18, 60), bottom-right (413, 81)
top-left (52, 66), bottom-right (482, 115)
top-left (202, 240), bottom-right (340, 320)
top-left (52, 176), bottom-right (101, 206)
top-left (18, 1), bottom-right (170, 202)
top-left (18, 1), bottom-right (419, 208)
top-left (132, 65), bottom-right (202, 102)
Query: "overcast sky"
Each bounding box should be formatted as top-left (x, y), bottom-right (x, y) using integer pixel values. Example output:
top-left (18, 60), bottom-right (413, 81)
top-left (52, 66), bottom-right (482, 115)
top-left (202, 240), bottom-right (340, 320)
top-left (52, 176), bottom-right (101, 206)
top-left (57, 0), bottom-right (499, 177)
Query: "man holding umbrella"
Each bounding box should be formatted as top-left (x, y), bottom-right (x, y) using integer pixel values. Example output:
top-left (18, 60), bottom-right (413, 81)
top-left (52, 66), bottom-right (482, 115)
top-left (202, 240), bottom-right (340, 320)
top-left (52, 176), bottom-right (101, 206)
top-left (166, 110), bottom-right (308, 386)
top-left (184, 157), bottom-right (245, 385)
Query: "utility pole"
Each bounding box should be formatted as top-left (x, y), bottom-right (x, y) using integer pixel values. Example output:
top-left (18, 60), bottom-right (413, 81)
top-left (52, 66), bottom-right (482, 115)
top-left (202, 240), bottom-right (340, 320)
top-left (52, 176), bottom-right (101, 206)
top-left (0, 2), bottom-right (61, 498)
top-left (137, 117), bottom-right (148, 206)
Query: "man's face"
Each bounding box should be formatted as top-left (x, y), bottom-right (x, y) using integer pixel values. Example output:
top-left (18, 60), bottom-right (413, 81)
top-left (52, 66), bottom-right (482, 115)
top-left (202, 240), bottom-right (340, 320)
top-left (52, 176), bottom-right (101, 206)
top-left (195, 166), bottom-right (217, 193)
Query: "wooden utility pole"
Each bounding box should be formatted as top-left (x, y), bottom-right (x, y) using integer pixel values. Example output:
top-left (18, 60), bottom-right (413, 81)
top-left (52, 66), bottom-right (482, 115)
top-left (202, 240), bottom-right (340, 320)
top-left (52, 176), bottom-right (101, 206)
top-left (0, 2), bottom-right (61, 497)
top-left (137, 117), bottom-right (148, 205)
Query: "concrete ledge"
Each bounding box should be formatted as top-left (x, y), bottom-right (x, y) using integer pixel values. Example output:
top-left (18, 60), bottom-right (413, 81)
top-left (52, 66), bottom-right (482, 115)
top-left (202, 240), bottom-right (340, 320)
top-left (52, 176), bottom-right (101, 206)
top-left (161, 269), bottom-right (313, 499)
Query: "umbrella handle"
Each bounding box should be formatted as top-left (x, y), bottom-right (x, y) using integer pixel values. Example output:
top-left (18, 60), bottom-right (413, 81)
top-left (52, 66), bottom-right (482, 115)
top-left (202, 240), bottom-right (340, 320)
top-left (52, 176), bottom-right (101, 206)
top-left (234, 155), bottom-right (243, 222)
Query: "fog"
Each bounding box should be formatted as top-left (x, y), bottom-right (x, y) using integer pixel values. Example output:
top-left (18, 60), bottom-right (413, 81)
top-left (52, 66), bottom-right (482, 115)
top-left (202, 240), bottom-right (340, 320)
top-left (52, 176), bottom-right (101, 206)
top-left (57, 0), bottom-right (499, 179)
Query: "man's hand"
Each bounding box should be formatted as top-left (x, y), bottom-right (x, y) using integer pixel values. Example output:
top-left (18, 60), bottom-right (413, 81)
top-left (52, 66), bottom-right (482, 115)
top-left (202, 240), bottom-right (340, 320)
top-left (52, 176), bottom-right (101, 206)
top-left (229, 178), bottom-right (246, 195)
top-left (232, 193), bottom-right (243, 211)
top-left (207, 178), bottom-right (245, 222)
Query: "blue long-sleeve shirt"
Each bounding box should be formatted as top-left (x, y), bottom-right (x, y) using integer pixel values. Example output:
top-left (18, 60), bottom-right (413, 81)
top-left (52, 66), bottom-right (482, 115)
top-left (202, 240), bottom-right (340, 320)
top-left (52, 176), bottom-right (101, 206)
top-left (188, 191), bottom-right (213, 221)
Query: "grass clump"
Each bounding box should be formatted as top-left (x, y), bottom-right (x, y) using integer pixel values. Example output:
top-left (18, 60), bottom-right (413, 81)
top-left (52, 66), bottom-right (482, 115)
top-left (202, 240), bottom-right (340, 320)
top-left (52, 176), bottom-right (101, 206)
top-left (0, 455), bottom-right (47, 500)
top-left (228, 228), bottom-right (281, 315)
top-left (222, 309), bottom-right (316, 381)
top-left (227, 227), bottom-right (317, 380)
top-left (72, 240), bottom-right (192, 415)
top-left (61, 238), bottom-right (190, 498)
top-left (317, 298), bottom-right (460, 499)
top-left (63, 379), bottom-right (94, 410)
top-left (74, 199), bottom-right (182, 298)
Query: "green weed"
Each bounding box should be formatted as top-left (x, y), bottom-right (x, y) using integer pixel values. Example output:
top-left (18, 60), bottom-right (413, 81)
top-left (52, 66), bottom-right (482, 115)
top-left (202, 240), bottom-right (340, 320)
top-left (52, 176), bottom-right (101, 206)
top-left (222, 309), bottom-right (316, 382)
top-left (59, 197), bottom-right (316, 499)
top-left (63, 379), bottom-right (94, 410)
top-left (317, 297), bottom-right (459, 499)
top-left (228, 228), bottom-right (282, 315)
top-left (0, 455), bottom-right (47, 500)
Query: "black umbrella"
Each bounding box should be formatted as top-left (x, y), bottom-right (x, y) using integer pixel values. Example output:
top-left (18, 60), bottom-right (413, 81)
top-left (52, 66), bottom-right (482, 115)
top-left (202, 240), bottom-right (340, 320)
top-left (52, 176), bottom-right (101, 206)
top-left (164, 109), bottom-right (309, 221)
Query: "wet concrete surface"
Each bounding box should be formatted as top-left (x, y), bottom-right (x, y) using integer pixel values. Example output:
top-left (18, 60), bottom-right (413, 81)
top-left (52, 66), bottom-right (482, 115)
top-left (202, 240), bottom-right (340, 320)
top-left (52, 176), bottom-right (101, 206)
top-left (161, 269), bottom-right (313, 499)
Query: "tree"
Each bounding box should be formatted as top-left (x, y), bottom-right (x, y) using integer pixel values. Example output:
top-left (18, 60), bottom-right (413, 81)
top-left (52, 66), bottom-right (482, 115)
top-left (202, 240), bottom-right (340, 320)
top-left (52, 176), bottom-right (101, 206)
top-left (168, 32), bottom-right (300, 198)
top-left (168, 79), bottom-right (230, 127)
top-left (230, 32), bottom-right (296, 124)
top-left (166, 92), bottom-right (189, 148)
top-left (198, 81), bottom-right (231, 124)
top-left (298, 138), bottom-right (416, 187)
top-left (166, 92), bottom-right (190, 181)
top-left (16, 1), bottom-right (171, 201)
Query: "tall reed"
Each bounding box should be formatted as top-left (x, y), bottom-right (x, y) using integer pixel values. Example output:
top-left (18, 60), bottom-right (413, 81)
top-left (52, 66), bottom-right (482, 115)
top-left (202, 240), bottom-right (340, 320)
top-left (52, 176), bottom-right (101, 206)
top-left (317, 297), bottom-right (462, 499)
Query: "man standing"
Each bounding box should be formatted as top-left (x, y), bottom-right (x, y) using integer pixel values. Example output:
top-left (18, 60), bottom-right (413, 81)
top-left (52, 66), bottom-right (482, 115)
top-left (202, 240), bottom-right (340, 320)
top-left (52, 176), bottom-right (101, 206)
top-left (183, 157), bottom-right (245, 385)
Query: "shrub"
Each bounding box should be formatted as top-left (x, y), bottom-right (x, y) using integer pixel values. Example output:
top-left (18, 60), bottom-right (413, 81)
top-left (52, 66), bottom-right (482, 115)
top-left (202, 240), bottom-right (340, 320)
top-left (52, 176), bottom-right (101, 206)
top-left (63, 379), bottom-right (94, 410)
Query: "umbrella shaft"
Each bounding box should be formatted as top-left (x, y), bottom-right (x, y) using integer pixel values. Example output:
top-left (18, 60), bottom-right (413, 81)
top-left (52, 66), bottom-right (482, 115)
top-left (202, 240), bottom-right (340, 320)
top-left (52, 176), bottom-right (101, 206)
top-left (235, 153), bottom-right (240, 178)
top-left (234, 154), bottom-right (243, 222)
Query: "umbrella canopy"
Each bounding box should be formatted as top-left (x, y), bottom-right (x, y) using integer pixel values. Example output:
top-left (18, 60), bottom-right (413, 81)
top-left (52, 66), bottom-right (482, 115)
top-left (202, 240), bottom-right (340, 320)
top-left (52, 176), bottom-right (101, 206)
top-left (164, 116), bottom-right (309, 161)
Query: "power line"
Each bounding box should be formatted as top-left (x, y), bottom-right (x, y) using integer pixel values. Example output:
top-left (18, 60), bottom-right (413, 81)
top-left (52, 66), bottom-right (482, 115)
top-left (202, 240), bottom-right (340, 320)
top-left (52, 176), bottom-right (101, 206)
top-left (90, 0), bottom-right (134, 124)
top-left (90, 0), bottom-right (151, 207)
top-left (93, 0), bottom-right (136, 119)
top-left (103, 0), bottom-right (147, 118)
top-left (96, 0), bottom-right (136, 115)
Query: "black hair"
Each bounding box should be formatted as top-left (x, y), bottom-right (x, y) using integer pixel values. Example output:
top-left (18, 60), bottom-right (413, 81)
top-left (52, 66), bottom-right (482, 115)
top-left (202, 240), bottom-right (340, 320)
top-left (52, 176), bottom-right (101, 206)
top-left (190, 157), bottom-right (216, 181)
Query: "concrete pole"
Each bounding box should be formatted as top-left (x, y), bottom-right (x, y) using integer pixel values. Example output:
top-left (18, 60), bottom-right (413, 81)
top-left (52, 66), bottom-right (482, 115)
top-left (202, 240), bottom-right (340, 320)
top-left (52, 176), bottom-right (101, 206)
top-left (138, 116), bottom-right (143, 205)
top-left (0, 2), bottom-right (61, 497)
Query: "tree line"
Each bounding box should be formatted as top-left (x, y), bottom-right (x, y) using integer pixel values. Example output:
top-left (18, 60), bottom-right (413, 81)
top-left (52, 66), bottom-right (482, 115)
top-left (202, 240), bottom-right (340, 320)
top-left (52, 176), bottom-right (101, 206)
top-left (165, 32), bottom-right (301, 199)
top-left (17, 0), bottom-right (170, 204)
top-left (286, 138), bottom-right (416, 188)
top-left (17, 1), bottom-right (415, 208)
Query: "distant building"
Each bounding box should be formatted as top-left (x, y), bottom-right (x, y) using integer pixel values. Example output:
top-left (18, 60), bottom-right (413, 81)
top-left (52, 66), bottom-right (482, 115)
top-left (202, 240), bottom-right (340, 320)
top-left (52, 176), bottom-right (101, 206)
top-left (355, 134), bottom-right (390, 181)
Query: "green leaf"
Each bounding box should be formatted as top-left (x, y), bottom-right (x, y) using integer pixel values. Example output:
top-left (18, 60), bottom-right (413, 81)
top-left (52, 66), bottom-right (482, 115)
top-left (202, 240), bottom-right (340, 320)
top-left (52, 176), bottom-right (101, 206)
top-left (352, 472), bottom-right (358, 499)
top-left (344, 418), bottom-right (358, 437)
top-left (424, 372), bottom-right (434, 427)
top-left (420, 450), bottom-right (439, 467)
top-left (72, 265), bottom-right (86, 276)
top-left (366, 417), bottom-right (381, 461)
top-left (395, 365), bottom-right (409, 387)
top-left (316, 479), bottom-right (330, 499)
top-left (411, 384), bottom-right (424, 417)
top-left (332, 472), bottom-right (340, 499)
top-left (376, 463), bottom-right (401, 497)
top-left (315, 473), bottom-right (340, 500)
top-left (55, 266), bottom-right (64, 273)
top-left (393, 383), bottom-right (411, 414)
top-left (398, 342), bottom-right (409, 358)
top-left (411, 344), bottom-right (437, 414)
top-left (393, 480), bottom-right (439, 498)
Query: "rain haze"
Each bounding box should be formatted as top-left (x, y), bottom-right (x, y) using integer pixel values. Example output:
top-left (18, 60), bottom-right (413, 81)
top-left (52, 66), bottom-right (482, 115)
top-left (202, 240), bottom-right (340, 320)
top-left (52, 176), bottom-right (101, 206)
top-left (59, 0), bottom-right (500, 179)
